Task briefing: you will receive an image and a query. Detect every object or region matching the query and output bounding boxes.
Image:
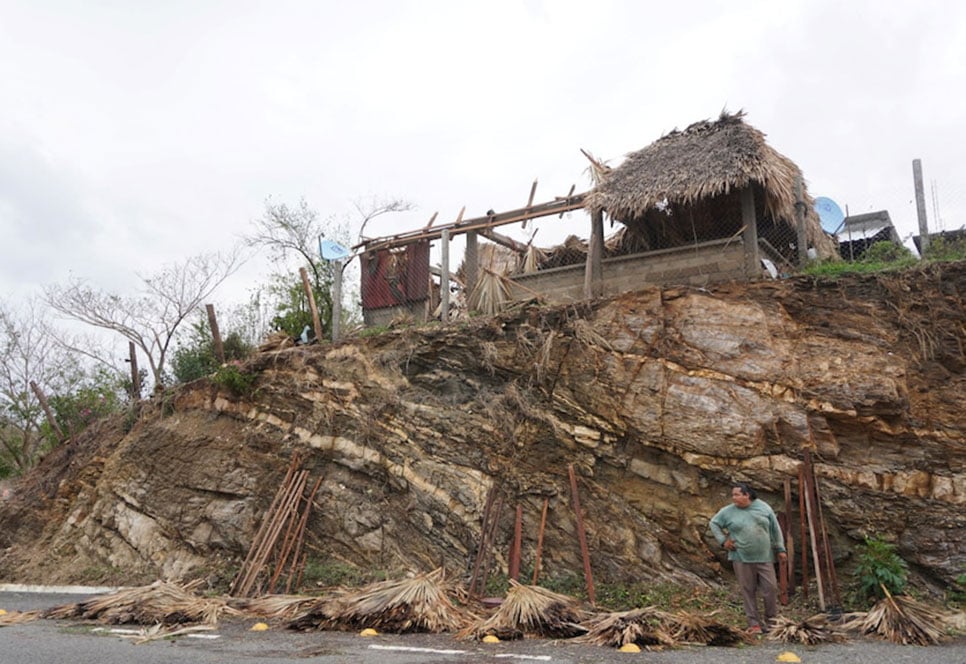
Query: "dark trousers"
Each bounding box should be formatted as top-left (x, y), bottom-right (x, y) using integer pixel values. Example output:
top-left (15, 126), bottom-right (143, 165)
top-left (733, 561), bottom-right (779, 628)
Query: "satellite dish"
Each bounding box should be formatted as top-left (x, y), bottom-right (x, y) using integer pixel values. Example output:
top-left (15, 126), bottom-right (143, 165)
top-left (814, 196), bottom-right (845, 234)
top-left (319, 239), bottom-right (350, 261)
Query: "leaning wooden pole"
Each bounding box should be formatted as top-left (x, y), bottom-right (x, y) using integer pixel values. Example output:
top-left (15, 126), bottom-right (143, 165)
top-left (206, 303), bottom-right (225, 364)
top-left (802, 454), bottom-right (826, 611)
top-left (568, 464), bottom-right (595, 605)
top-left (230, 458), bottom-right (298, 596)
top-left (29, 381), bottom-right (65, 442)
top-left (798, 465), bottom-right (809, 600)
top-left (532, 497), bottom-right (550, 585)
top-left (509, 504), bottom-right (523, 581)
top-left (299, 267), bottom-right (323, 342)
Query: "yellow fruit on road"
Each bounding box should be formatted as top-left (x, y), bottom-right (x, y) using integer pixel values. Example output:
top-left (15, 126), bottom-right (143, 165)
top-left (482, 634), bottom-right (500, 643)
top-left (249, 622), bottom-right (269, 631)
top-left (359, 628), bottom-right (379, 637)
top-left (776, 652), bottom-right (801, 662)
top-left (618, 642), bottom-right (642, 652)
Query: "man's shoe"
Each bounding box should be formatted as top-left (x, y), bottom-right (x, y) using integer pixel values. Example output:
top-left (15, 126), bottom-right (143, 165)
top-left (746, 624), bottom-right (762, 636)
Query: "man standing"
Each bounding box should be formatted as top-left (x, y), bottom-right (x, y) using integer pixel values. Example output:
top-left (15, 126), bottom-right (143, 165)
top-left (710, 482), bottom-right (787, 634)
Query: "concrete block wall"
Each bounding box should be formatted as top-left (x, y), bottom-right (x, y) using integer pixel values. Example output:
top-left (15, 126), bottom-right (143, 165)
top-left (509, 238), bottom-right (746, 305)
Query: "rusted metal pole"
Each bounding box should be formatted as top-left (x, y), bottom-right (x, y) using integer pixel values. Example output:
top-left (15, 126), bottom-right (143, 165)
top-left (532, 497), bottom-right (550, 585)
top-left (283, 475), bottom-right (323, 594)
top-left (568, 464), bottom-right (595, 605)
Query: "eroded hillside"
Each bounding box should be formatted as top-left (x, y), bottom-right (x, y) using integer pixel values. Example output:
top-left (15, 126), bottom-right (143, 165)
top-left (1, 263), bottom-right (963, 593)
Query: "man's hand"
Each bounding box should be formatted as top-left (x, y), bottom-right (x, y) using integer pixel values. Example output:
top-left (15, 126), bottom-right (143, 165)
top-left (723, 538), bottom-right (736, 551)
top-left (777, 552), bottom-right (788, 562)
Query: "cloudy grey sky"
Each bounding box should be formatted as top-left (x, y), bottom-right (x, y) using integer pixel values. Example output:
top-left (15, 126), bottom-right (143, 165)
top-left (2, 0), bottom-right (964, 305)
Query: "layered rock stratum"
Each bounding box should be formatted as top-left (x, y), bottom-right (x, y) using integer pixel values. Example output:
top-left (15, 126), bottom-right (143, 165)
top-left (1, 263), bottom-right (962, 593)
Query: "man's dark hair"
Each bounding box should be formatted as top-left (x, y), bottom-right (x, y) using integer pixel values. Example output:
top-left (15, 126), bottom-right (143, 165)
top-left (732, 482), bottom-right (758, 500)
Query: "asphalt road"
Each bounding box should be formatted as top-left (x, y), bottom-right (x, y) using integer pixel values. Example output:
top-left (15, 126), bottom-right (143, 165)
top-left (2, 591), bottom-right (965, 664)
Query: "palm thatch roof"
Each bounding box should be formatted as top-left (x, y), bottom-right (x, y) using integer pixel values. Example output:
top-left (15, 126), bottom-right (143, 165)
top-left (585, 110), bottom-right (834, 256)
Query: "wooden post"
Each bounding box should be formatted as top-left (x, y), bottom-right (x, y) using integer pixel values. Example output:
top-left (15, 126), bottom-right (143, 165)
top-left (30, 380), bottom-right (65, 441)
top-left (532, 497), bottom-right (549, 585)
top-left (206, 304), bottom-right (225, 364)
top-left (913, 159), bottom-right (930, 254)
top-left (439, 229), bottom-right (450, 322)
top-left (802, 453), bottom-right (826, 611)
top-left (795, 176), bottom-right (809, 267)
top-left (509, 504), bottom-right (523, 581)
top-left (568, 463), bottom-right (595, 605)
top-left (128, 341), bottom-right (141, 400)
top-left (798, 465), bottom-right (809, 600)
top-left (784, 478), bottom-right (794, 594)
top-left (299, 267), bottom-right (323, 342)
top-left (332, 260), bottom-right (343, 342)
top-left (464, 230), bottom-right (479, 301)
top-left (584, 209), bottom-right (604, 299)
top-left (741, 187), bottom-right (759, 278)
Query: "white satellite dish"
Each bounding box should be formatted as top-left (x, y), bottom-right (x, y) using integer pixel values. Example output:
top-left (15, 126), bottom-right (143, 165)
top-left (319, 239), bottom-right (350, 261)
top-left (814, 196), bottom-right (845, 234)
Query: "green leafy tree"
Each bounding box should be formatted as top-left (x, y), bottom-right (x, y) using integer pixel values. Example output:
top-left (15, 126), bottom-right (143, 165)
top-left (854, 536), bottom-right (908, 600)
top-left (0, 300), bottom-right (124, 475)
top-left (171, 315), bottom-right (254, 384)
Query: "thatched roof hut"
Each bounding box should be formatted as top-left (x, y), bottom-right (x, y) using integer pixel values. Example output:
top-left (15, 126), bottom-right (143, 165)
top-left (585, 110), bottom-right (836, 262)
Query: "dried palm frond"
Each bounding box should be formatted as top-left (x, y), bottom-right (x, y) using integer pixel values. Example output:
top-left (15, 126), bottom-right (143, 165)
top-left (0, 610), bottom-right (41, 626)
top-left (42, 580), bottom-right (238, 626)
top-left (288, 568), bottom-right (467, 634)
top-left (460, 579), bottom-right (587, 641)
top-left (520, 245), bottom-right (546, 274)
top-left (228, 594), bottom-right (323, 621)
top-left (768, 614), bottom-right (846, 645)
top-left (665, 610), bottom-right (748, 646)
top-left (574, 607), bottom-right (675, 649)
top-left (841, 593), bottom-right (947, 646)
top-left (467, 269), bottom-right (512, 315)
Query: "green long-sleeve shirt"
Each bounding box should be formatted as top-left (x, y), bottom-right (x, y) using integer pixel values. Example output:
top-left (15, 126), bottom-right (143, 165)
top-left (709, 499), bottom-right (786, 563)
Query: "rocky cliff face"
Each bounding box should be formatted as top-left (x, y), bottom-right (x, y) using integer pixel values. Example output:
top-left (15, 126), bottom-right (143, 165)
top-left (1, 263), bottom-right (963, 592)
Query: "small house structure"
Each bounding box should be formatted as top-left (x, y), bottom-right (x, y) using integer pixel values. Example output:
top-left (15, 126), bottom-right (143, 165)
top-left (358, 111), bottom-right (836, 326)
top-left (837, 210), bottom-right (900, 260)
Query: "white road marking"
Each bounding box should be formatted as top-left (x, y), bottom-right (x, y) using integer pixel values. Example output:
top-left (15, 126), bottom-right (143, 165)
top-left (366, 644), bottom-right (552, 660)
top-left (368, 644), bottom-right (468, 655)
top-left (494, 655), bottom-right (552, 661)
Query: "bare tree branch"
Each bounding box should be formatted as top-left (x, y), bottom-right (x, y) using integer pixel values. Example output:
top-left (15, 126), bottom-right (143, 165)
top-left (43, 248), bottom-right (244, 389)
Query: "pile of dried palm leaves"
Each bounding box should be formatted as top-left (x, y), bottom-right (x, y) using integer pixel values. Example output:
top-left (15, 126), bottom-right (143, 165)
top-left (0, 610), bottom-right (42, 626)
top-left (227, 594), bottom-right (323, 622)
top-left (841, 592), bottom-right (948, 646)
top-left (42, 580), bottom-right (237, 626)
top-left (460, 579), bottom-right (587, 640)
top-left (575, 607), bottom-right (748, 649)
top-left (288, 568), bottom-right (467, 634)
top-left (575, 607), bottom-right (675, 649)
top-left (768, 614), bottom-right (846, 645)
top-left (664, 610), bottom-right (748, 647)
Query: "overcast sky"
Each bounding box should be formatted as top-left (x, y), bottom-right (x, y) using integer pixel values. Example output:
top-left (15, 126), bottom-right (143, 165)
top-left (2, 0), bottom-right (964, 306)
